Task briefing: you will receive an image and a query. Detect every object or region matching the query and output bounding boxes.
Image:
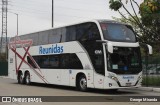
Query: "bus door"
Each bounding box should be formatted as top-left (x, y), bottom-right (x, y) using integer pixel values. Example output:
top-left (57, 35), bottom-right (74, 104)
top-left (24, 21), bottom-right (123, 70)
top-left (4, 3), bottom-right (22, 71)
top-left (92, 48), bottom-right (105, 89)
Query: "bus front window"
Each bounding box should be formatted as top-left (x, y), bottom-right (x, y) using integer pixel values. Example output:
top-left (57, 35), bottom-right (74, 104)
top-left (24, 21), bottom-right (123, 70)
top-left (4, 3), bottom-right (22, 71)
top-left (107, 47), bottom-right (142, 74)
top-left (100, 23), bottom-right (136, 42)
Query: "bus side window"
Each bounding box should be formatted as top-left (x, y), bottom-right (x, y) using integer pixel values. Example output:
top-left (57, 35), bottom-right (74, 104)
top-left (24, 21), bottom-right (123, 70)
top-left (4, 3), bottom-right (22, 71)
top-left (49, 28), bottom-right (61, 44)
top-left (61, 27), bottom-right (67, 42)
top-left (60, 54), bottom-right (83, 69)
top-left (60, 54), bottom-right (70, 69)
top-left (38, 31), bottom-right (49, 45)
top-left (66, 26), bottom-right (76, 41)
top-left (49, 55), bottom-right (60, 68)
top-left (76, 22), bottom-right (101, 41)
top-left (69, 54), bottom-right (83, 69)
top-left (88, 24), bottom-right (101, 40)
top-left (61, 26), bottom-right (76, 42)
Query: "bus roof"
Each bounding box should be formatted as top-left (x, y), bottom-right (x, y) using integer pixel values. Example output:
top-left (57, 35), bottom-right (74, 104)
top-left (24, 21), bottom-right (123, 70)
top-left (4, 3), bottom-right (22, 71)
top-left (12, 19), bottom-right (124, 38)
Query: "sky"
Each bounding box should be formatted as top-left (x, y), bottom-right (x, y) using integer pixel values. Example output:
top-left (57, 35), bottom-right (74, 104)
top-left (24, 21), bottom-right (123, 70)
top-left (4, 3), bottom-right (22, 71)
top-left (0, 0), bottom-right (143, 37)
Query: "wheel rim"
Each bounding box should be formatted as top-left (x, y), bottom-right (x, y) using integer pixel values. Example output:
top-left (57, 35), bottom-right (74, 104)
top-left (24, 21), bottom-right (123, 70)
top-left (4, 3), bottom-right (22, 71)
top-left (80, 77), bottom-right (87, 89)
top-left (26, 75), bottom-right (30, 84)
top-left (20, 75), bottom-right (23, 83)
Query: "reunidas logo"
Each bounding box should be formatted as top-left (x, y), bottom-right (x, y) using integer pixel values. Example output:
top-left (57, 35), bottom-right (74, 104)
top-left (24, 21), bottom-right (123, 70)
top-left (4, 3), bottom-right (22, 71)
top-left (39, 44), bottom-right (63, 54)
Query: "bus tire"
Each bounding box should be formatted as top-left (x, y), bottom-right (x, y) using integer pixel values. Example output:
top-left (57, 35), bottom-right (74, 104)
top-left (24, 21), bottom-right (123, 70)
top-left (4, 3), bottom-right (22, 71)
top-left (108, 89), bottom-right (118, 92)
top-left (77, 75), bottom-right (87, 91)
top-left (24, 72), bottom-right (31, 85)
top-left (18, 72), bottom-right (23, 84)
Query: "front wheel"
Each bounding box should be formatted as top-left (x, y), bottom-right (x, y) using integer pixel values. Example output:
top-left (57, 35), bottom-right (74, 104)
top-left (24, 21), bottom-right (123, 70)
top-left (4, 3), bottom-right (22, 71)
top-left (77, 75), bottom-right (87, 91)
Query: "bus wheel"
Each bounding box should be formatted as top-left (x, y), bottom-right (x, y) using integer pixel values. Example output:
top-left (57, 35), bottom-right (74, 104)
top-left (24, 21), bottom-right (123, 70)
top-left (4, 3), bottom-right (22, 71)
top-left (108, 89), bottom-right (118, 92)
top-left (24, 72), bottom-right (31, 85)
top-left (78, 75), bottom-right (87, 91)
top-left (18, 73), bottom-right (23, 84)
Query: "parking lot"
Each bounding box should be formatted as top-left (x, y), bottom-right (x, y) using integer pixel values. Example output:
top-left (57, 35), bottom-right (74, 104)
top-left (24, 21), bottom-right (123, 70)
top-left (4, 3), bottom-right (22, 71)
top-left (0, 77), bottom-right (160, 105)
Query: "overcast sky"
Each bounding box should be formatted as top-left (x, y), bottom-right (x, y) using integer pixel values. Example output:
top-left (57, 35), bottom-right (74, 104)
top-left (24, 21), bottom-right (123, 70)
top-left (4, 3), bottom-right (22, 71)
top-left (0, 0), bottom-right (143, 37)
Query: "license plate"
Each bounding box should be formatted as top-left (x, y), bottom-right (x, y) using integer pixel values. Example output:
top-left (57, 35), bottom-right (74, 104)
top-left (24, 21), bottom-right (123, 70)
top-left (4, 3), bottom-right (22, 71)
top-left (126, 83), bottom-right (132, 86)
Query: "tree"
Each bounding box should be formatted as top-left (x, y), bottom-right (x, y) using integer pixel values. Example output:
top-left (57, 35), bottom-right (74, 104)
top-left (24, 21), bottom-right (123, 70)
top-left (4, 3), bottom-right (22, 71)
top-left (109, 0), bottom-right (160, 46)
top-left (140, 0), bottom-right (160, 42)
top-left (0, 53), bottom-right (7, 61)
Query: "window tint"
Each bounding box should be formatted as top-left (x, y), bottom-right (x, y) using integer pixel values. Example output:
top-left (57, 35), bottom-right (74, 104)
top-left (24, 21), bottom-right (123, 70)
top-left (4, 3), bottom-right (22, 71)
top-left (27, 55), bottom-right (60, 69)
top-left (49, 28), bottom-right (61, 44)
top-left (61, 54), bottom-right (83, 69)
top-left (76, 23), bottom-right (104, 75)
top-left (61, 26), bottom-right (76, 42)
top-left (27, 54), bottom-right (83, 69)
top-left (66, 26), bottom-right (76, 41)
top-left (38, 31), bottom-right (49, 45)
top-left (100, 23), bottom-right (136, 42)
top-left (19, 22), bottom-right (101, 46)
top-left (27, 57), bottom-right (36, 68)
top-left (80, 41), bottom-right (105, 75)
top-left (76, 22), bottom-right (101, 41)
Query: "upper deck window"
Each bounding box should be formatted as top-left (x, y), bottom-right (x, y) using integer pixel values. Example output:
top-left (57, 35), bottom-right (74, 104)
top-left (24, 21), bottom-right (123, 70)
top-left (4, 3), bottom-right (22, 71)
top-left (100, 23), bottom-right (136, 42)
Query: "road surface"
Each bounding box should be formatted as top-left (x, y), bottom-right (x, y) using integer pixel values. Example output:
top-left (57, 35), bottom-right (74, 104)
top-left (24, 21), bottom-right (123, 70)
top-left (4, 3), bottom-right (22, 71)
top-left (0, 77), bottom-right (160, 105)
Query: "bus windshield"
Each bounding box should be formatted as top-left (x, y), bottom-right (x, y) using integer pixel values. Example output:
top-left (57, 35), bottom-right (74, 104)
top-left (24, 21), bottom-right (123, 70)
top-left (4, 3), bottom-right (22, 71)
top-left (100, 23), bottom-right (136, 42)
top-left (107, 47), bottom-right (142, 74)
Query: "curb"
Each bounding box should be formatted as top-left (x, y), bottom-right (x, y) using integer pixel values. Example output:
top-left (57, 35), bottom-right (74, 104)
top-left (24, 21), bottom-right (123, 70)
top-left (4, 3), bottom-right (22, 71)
top-left (138, 87), bottom-right (153, 91)
top-left (153, 88), bottom-right (160, 92)
top-left (0, 76), bottom-right (9, 78)
top-left (137, 87), bottom-right (160, 92)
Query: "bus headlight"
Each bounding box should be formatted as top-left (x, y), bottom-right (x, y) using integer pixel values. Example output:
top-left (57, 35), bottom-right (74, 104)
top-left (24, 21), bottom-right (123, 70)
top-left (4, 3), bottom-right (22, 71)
top-left (108, 73), bottom-right (119, 82)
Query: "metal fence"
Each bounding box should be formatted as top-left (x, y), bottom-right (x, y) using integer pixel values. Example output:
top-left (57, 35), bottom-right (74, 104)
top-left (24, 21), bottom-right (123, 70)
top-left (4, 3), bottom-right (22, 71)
top-left (142, 55), bottom-right (160, 86)
top-left (0, 61), bottom-right (8, 76)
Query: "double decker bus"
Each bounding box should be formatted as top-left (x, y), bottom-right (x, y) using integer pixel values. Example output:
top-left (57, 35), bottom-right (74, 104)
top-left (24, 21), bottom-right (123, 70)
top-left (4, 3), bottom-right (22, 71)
top-left (8, 20), bottom-right (152, 91)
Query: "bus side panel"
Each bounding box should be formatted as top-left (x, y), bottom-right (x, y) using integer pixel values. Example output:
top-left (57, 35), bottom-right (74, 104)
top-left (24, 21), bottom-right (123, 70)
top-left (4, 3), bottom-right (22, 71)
top-left (61, 69), bottom-right (70, 86)
top-left (8, 49), bottom-right (16, 80)
top-left (45, 69), bottom-right (61, 84)
top-left (103, 77), bottom-right (119, 89)
top-left (94, 73), bottom-right (104, 89)
top-left (76, 53), bottom-right (94, 88)
top-left (85, 70), bottom-right (94, 88)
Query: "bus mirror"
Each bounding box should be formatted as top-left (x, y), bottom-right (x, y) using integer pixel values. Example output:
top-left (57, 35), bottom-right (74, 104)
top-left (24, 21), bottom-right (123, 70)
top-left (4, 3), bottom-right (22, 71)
top-left (96, 40), bottom-right (107, 43)
top-left (107, 42), bottom-right (113, 53)
top-left (95, 40), bottom-right (113, 53)
top-left (140, 43), bottom-right (153, 55)
top-left (147, 44), bottom-right (153, 55)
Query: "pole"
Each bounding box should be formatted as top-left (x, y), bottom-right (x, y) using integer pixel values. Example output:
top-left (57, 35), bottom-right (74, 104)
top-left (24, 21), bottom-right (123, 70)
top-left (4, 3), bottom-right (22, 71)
top-left (17, 14), bottom-right (18, 35)
top-left (9, 12), bottom-right (18, 35)
top-left (52, 0), bottom-right (54, 27)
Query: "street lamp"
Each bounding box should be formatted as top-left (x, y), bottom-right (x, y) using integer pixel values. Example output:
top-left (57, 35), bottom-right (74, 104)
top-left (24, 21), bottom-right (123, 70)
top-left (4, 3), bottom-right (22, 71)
top-left (9, 12), bottom-right (18, 36)
top-left (52, 0), bottom-right (54, 27)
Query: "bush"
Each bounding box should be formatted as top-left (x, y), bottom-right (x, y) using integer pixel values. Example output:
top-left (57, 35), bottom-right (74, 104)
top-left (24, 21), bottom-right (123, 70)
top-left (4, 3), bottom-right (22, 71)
top-left (142, 76), bottom-right (160, 86)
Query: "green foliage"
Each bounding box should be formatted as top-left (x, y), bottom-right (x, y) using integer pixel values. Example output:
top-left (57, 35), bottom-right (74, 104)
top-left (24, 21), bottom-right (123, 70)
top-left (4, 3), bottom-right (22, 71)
top-left (0, 53), bottom-right (7, 61)
top-left (142, 76), bottom-right (160, 86)
top-left (109, 0), bottom-right (122, 11)
top-left (140, 0), bottom-right (160, 26)
top-left (109, 0), bottom-right (160, 53)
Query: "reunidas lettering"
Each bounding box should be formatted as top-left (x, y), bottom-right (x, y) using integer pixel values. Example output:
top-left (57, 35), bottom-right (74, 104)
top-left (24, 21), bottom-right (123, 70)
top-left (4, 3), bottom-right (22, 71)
top-left (39, 44), bottom-right (63, 54)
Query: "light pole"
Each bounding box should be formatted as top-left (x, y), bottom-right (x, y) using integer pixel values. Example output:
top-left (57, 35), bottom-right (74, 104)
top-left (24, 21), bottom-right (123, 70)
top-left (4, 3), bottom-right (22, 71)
top-left (15, 13), bottom-right (18, 36)
top-left (9, 12), bottom-right (18, 36)
top-left (52, 0), bottom-right (54, 27)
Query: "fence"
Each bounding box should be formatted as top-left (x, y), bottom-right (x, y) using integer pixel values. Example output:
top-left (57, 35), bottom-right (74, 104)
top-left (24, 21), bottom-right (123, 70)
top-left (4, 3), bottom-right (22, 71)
top-left (0, 61), bottom-right (8, 76)
top-left (142, 55), bottom-right (160, 86)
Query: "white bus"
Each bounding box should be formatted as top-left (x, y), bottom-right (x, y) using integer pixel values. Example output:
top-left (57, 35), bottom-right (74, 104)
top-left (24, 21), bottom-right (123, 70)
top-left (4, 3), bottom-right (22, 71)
top-left (8, 20), bottom-right (152, 91)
